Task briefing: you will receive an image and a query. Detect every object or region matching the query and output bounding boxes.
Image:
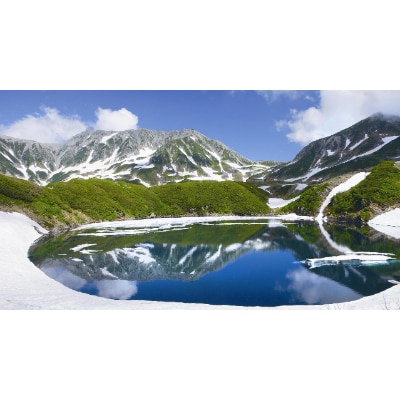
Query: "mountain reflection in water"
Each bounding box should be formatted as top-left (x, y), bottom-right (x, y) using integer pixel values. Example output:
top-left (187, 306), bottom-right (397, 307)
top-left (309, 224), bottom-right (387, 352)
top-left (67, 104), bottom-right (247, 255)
top-left (28, 219), bottom-right (400, 306)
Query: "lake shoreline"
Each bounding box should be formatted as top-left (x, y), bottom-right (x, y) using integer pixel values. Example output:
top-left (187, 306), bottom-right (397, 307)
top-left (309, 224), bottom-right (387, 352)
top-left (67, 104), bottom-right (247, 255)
top-left (2, 211), bottom-right (400, 310)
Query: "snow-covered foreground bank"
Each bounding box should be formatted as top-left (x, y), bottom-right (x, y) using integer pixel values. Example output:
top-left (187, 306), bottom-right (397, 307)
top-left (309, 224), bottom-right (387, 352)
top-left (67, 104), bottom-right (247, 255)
top-left (1, 211), bottom-right (400, 310)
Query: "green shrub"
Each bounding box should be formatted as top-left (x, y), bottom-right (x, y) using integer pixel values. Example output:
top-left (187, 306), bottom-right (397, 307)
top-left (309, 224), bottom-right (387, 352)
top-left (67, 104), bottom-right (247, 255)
top-left (0, 174), bottom-right (271, 228)
top-left (279, 183), bottom-right (329, 216)
top-left (0, 174), bottom-right (42, 202)
top-left (150, 180), bottom-right (270, 216)
top-left (327, 161), bottom-right (400, 219)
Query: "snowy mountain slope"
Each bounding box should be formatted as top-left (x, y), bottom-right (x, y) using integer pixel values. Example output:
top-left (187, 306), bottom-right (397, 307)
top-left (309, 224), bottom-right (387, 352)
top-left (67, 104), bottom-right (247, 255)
top-left (268, 113), bottom-right (400, 182)
top-left (0, 135), bottom-right (58, 184)
top-left (0, 128), bottom-right (272, 186)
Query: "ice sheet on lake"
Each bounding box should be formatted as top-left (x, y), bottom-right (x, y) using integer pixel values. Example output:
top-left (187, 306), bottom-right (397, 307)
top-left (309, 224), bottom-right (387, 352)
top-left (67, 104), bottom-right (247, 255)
top-left (73, 214), bottom-right (313, 236)
top-left (303, 252), bottom-right (396, 269)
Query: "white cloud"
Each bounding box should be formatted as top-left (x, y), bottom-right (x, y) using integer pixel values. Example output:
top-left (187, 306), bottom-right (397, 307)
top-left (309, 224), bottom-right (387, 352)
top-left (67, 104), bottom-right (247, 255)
top-left (0, 106), bottom-right (140, 143)
top-left (94, 107), bottom-right (138, 131)
top-left (0, 106), bottom-right (87, 143)
top-left (280, 90), bottom-right (400, 145)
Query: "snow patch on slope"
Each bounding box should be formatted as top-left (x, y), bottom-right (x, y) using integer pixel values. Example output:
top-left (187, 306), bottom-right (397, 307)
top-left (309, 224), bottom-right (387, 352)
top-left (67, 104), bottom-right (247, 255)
top-left (268, 197), bottom-right (300, 209)
top-left (345, 136), bottom-right (399, 163)
top-left (179, 147), bottom-right (197, 166)
top-left (285, 166), bottom-right (327, 182)
top-left (349, 134), bottom-right (368, 151)
top-left (0, 150), bottom-right (13, 162)
top-left (317, 172), bottom-right (369, 221)
top-left (100, 132), bottom-right (118, 144)
top-left (343, 138), bottom-right (351, 149)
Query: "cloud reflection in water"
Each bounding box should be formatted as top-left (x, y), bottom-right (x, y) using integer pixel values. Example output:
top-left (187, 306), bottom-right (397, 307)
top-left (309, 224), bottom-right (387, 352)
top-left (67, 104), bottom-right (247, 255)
top-left (43, 266), bottom-right (87, 290)
top-left (95, 279), bottom-right (138, 300)
top-left (286, 267), bottom-right (362, 305)
top-left (42, 266), bottom-right (138, 300)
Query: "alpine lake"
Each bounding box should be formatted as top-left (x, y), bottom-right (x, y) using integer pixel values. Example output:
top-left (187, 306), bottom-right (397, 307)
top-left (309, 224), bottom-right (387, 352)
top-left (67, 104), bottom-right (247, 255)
top-left (28, 217), bottom-right (400, 307)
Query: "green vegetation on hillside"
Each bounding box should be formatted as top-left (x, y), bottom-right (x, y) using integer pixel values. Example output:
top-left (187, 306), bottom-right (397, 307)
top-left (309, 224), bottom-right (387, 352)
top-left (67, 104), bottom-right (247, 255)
top-left (150, 181), bottom-right (270, 216)
top-left (0, 174), bottom-right (270, 229)
top-left (0, 174), bottom-right (42, 204)
top-left (279, 183), bottom-right (329, 216)
top-left (326, 161), bottom-right (400, 221)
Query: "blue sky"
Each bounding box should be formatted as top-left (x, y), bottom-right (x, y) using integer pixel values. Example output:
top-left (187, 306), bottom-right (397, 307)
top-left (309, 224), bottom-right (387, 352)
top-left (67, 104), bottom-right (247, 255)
top-left (0, 90), bottom-right (317, 161)
top-left (3, 90), bottom-right (400, 162)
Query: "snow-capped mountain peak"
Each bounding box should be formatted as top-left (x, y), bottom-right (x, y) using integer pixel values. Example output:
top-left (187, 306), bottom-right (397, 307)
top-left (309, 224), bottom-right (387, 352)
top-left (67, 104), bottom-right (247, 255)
top-left (269, 113), bottom-right (400, 182)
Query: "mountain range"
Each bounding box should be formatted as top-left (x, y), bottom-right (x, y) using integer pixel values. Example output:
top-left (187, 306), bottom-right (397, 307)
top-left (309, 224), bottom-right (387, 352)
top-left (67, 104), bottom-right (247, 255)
top-left (0, 128), bottom-right (274, 186)
top-left (268, 113), bottom-right (400, 182)
top-left (1, 112), bottom-right (400, 188)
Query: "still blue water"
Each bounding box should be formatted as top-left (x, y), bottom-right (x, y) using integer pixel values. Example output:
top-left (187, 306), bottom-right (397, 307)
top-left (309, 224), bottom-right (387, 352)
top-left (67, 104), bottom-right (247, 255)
top-left (28, 219), bottom-right (400, 306)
